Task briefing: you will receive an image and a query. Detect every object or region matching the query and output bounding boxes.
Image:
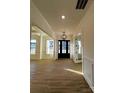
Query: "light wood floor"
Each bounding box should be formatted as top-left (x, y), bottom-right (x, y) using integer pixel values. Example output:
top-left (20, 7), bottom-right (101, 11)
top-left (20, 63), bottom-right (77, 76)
top-left (30, 59), bottom-right (93, 93)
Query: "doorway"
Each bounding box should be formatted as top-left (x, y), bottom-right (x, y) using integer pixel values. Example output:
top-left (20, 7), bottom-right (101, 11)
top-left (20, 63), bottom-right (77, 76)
top-left (58, 40), bottom-right (70, 58)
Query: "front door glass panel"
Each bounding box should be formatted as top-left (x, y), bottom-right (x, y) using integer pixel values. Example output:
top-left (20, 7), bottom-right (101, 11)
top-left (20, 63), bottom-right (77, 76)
top-left (62, 41), bottom-right (66, 53)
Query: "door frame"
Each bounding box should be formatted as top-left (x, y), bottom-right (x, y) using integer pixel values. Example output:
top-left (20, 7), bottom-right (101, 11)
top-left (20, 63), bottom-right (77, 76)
top-left (58, 40), bottom-right (70, 58)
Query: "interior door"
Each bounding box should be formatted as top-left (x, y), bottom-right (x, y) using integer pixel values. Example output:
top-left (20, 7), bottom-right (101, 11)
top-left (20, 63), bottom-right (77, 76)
top-left (58, 40), bottom-right (70, 58)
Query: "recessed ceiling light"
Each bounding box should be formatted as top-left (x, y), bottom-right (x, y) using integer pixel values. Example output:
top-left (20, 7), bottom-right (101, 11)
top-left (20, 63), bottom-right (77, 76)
top-left (61, 15), bottom-right (65, 19)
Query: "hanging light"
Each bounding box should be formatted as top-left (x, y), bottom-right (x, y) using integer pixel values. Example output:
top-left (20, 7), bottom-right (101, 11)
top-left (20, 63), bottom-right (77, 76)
top-left (61, 32), bottom-right (67, 40)
top-left (61, 15), bottom-right (65, 20)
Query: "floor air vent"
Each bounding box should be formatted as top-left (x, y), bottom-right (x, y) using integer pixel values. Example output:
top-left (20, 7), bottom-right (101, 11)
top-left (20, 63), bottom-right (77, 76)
top-left (76, 0), bottom-right (88, 9)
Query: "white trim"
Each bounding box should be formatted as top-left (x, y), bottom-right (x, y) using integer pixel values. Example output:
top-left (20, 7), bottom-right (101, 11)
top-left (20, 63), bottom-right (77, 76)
top-left (83, 74), bottom-right (94, 92)
top-left (83, 56), bottom-right (94, 91)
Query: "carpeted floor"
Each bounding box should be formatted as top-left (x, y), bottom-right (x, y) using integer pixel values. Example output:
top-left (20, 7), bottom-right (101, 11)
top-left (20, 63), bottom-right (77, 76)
top-left (30, 59), bottom-right (93, 93)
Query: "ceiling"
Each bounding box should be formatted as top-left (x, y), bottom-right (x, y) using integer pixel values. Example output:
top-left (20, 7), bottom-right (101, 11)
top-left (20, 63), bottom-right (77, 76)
top-left (32, 26), bottom-right (53, 39)
top-left (32, 0), bottom-right (92, 35)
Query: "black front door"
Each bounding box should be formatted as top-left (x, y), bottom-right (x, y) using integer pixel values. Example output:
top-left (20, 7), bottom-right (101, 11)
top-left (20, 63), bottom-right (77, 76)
top-left (58, 40), bottom-right (70, 58)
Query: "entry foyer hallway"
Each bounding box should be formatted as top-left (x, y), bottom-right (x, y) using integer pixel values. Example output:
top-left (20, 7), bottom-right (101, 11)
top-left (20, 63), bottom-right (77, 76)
top-left (31, 59), bottom-right (93, 93)
top-left (31, 0), bottom-right (94, 92)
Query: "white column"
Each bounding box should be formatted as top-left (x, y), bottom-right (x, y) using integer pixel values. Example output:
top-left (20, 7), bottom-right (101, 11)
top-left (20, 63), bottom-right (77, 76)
top-left (54, 39), bottom-right (58, 60)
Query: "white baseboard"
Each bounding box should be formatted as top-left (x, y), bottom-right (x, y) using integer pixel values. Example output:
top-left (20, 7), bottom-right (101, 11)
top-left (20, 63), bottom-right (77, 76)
top-left (83, 74), bottom-right (94, 92)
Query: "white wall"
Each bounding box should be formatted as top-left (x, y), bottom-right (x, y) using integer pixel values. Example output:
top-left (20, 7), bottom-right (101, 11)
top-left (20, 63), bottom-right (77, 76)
top-left (83, 2), bottom-right (94, 91)
top-left (76, 1), bottom-right (94, 91)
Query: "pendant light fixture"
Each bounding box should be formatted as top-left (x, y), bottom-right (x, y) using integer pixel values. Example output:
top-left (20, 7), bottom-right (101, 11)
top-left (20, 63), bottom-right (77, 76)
top-left (61, 32), bottom-right (67, 40)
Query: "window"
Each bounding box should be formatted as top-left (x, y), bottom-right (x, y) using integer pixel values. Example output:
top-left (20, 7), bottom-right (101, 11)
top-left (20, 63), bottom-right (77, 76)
top-left (46, 40), bottom-right (54, 54)
top-left (30, 39), bottom-right (36, 54)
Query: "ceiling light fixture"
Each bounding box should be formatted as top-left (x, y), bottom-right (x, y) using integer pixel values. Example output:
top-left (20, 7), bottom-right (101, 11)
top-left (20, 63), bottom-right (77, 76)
top-left (78, 33), bottom-right (81, 35)
top-left (61, 32), bottom-right (67, 40)
top-left (61, 15), bottom-right (65, 19)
